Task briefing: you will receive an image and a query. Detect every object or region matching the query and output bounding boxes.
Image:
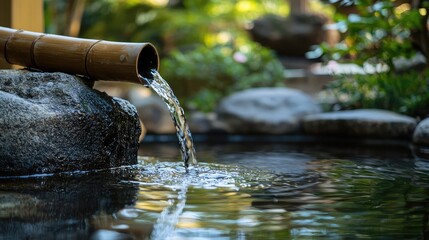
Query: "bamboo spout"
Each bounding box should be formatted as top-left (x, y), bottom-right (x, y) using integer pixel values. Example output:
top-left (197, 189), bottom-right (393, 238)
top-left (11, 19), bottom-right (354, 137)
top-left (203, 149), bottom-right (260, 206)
top-left (0, 27), bottom-right (159, 84)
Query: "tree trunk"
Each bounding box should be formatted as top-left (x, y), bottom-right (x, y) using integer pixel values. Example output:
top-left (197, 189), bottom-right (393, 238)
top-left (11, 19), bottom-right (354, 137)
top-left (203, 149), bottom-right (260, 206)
top-left (289, 0), bottom-right (309, 14)
top-left (65, 0), bottom-right (86, 37)
top-left (410, 0), bottom-right (429, 65)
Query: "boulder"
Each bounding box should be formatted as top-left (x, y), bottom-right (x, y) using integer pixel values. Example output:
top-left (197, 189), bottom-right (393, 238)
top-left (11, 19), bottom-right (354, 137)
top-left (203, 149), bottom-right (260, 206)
top-left (303, 109), bottom-right (417, 139)
top-left (216, 87), bottom-right (321, 134)
top-left (187, 112), bottom-right (215, 133)
top-left (0, 70), bottom-right (141, 176)
top-left (248, 13), bottom-right (335, 57)
top-left (412, 118), bottom-right (429, 145)
top-left (130, 89), bottom-right (223, 134)
top-left (128, 88), bottom-right (175, 134)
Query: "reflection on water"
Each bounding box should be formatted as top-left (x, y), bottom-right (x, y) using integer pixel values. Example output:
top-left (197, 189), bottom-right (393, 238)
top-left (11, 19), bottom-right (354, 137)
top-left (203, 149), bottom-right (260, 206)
top-left (1, 142), bottom-right (429, 239)
top-left (0, 167), bottom-right (140, 239)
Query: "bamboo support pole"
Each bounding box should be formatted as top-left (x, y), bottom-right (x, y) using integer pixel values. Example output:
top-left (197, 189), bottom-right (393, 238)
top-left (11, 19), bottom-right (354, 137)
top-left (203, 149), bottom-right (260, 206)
top-left (0, 27), bottom-right (159, 84)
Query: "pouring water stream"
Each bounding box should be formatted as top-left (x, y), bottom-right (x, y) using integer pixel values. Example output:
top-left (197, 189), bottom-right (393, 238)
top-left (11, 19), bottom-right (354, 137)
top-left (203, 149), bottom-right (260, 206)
top-left (139, 70), bottom-right (198, 169)
top-left (139, 70), bottom-right (197, 238)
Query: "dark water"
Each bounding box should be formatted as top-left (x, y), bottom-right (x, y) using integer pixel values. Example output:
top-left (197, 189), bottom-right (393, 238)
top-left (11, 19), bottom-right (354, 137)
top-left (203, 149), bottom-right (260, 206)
top-left (1, 142), bottom-right (429, 239)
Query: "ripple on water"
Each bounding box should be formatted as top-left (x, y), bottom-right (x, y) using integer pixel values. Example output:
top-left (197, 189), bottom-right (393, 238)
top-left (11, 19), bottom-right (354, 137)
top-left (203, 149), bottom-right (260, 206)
top-left (118, 157), bottom-right (323, 240)
top-left (131, 156), bottom-right (296, 191)
top-left (128, 156), bottom-right (308, 240)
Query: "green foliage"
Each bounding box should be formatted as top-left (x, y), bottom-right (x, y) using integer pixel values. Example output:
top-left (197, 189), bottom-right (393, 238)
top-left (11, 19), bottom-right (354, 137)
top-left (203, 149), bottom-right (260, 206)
top-left (79, 0), bottom-right (289, 55)
top-left (74, 0), bottom-right (289, 112)
top-left (318, 0), bottom-right (429, 117)
top-left (161, 42), bottom-right (285, 112)
top-left (325, 70), bottom-right (429, 117)
top-left (320, 0), bottom-right (423, 70)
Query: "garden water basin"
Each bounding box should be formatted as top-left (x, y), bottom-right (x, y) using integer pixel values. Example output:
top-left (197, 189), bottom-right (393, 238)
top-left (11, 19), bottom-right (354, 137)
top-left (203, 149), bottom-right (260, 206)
top-left (0, 141), bottom-right (428, 239)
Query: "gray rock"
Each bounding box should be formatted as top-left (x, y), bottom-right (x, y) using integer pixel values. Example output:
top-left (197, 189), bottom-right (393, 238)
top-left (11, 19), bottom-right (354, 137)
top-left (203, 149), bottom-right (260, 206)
top-left (0, 70), bottom-right (141, 176)
top-left (216, 88), bottom-right (322, 134)
top-left (248, 13), bottom-right (334, 57)
top-left (187, 112), bottom-right (231, 133)
top-left (130, 88), bottom-right (223, 134)
top-left (303, 109), bottom-right (417, 139)
top-left (412, 118), bottom-right (429, 145)
top-left (129, 89), bottom-right (175, 134)
top-left (188, 112), bottom-right (214, 133)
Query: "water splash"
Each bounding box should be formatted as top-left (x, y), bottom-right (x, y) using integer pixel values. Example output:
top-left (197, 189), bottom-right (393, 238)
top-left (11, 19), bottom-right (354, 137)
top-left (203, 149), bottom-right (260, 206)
top-left (139, 70), bottom-right (197, 169)
top-left (130, 158), bottom-right (284, 239)
top-left (134, 158), bottom-right (284, 190)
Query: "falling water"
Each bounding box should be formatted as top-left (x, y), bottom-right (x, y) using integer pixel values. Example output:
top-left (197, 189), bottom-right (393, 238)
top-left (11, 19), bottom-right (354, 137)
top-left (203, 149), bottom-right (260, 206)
top-left (139, 70), bottom-right (199, 238)
top-left (139, 70), bottom-right (198, 169)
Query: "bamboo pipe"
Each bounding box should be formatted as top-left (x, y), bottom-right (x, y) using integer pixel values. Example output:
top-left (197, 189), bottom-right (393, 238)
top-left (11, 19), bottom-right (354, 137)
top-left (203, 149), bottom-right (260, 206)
top-left (0, 27), bottom-right (159, 84)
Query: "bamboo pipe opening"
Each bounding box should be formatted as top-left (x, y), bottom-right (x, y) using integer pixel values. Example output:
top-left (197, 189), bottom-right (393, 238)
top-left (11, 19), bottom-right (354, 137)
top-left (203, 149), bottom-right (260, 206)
top-left (137, 43), bottom-right (158, 82)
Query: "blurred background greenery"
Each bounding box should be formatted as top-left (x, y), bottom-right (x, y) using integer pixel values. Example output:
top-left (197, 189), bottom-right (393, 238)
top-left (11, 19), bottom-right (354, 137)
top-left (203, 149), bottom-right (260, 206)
top-left (44, 0), bottom-right (293, 50)
top-left (44, 0), bottom-right (299, 112)
top-left (316, 0), bottom-right (429, 118)
top-left (42, 0), bottom-right (429, 117)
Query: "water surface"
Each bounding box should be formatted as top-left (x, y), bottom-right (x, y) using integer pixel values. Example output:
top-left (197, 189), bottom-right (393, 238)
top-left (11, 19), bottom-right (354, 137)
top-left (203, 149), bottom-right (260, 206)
top-left (1, 142), bottom-right (429, 239)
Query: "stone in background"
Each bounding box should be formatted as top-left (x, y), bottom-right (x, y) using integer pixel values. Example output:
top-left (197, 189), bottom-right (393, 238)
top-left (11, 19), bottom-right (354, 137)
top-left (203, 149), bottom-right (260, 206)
top-left (303, 109), bottom-right (417, 139)
top-left (216, 87), bottom-right (322, 134)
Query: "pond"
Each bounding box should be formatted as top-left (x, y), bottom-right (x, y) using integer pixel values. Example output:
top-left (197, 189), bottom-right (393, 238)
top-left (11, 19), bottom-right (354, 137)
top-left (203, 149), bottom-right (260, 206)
top-left (1, 139), bottom-right (429, 239)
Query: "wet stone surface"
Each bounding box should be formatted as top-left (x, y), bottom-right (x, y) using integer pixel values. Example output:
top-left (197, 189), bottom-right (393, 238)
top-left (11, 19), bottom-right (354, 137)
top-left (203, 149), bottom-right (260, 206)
top-left (303, 109), bottom-right (417, 139)
top-left (0, 70), bottom-right (141, 176)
